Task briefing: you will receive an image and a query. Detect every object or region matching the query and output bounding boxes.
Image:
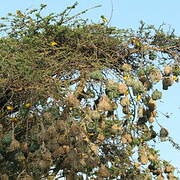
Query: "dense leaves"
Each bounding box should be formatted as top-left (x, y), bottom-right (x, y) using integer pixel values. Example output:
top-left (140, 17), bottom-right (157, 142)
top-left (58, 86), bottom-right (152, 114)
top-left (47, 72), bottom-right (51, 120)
top-left (0, 3), bottom-right (179, 180)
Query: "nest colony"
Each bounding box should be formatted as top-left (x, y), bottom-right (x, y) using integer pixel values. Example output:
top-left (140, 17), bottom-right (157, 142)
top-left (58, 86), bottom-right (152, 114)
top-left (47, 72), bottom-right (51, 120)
top-left (0, 5), bottom-right (180, 180)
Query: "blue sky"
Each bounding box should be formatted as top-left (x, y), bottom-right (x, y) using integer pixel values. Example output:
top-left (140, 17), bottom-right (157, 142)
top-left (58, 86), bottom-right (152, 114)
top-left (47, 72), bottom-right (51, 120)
top-left (1, 0), bottom-right (180, 173)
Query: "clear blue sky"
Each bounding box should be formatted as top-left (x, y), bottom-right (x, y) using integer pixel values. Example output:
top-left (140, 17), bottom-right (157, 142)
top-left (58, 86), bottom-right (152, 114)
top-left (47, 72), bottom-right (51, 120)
top-left (1, 0), bottom-right (180, 173)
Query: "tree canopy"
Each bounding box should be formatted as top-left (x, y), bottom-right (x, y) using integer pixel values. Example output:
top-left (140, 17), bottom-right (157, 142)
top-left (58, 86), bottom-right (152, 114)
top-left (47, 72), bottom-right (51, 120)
top-left (0, 3), bottom-right (179, 180)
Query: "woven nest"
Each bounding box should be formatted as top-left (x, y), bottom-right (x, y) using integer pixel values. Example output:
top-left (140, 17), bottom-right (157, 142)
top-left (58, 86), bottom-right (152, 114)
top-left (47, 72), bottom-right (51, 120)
top-left (0, 6), bottom-right (179, 179)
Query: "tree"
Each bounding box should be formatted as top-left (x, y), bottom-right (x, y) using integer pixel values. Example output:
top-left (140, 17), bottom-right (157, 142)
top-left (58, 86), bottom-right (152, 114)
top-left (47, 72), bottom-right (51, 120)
top-left (0, 3), bottom-right (179, 180)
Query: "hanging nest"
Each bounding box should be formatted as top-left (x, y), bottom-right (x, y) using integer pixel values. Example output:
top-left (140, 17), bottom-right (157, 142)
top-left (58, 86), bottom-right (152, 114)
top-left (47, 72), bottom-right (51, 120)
top-left (132, 80), bottom-right (145, 95)
top-left (139, 154), bottom-right (148, 165)
top-left (149, 68), bottom-right (162, 83)
top-left (151, 90), bottom-right (162, 100)
top-left (89, 70), bottom-right (104, 81)
top-left (125, 77), bottom-right (135, 87)
top-left (137, 106), bottom-right (145, 118)
top-left (111, 124), bottom-right (122, 134)
top-left (41, 149), bottom-right (52, 161)
top-left (147, 98), bottom-right (156, 111)
top-left (162, 76), bottom-right (174, 90)
top-left (120, 96), bottom-right (130, 107)
top-left (7, 138), bottom-right (20, 152)
top-left (144, 81), bottom-right (153, 91)
top-left (46, 125), bottom-right (57, 138)
top-left (56, 134), bottom-right (68, 145)
top-left (66, 93), bottom-right (80, 107)
top-left (52, 146), bottom-right (66, 158)
top-left (160, 128), bottom-right (168, 138)
top-left (96, 133), bottom-right (105, 143)
top-left (167, 173), bottom-right (177, 179)
top-left (164, 165), bottom-right (175, 174)
top-left (39, 160), bottom-right (52, 170)
top-left (69, 123), bottom-right (82, 136)
top-left (90, 110), bottom-right (101, 120)
top-left (118, 83), bottom-right (128, 95)
top-left (21, 142), bottom-right (28, 153)
top-left (89, 142), bottom-right (99, 155)
top-left (98, 164), bottom-right (110, 178)
top-left (97, 95), bottom-right (114, 111)
top-left (121, 133), bottom-right (133, 143)
top-left (148, 153), bottom-right (158, 161)
top-left (164, 65), bottom-right (172, 76)
top-left (56, 120), bottom-right (67, 133)
top-left (138, 147), bottom-right (149, 165)
top-left (15, 152), bottom-right (26, 162)
top-left (121, 63), bottom-right (132, 72)
top-left (105, 80), bottom-right (120, 99)
top-left (2, 134), bottom-right (12, 146)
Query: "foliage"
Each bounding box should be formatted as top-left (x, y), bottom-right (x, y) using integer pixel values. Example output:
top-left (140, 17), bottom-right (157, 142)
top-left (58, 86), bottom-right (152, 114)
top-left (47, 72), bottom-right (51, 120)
top-left (0, 3), bottom-right (179, 180)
